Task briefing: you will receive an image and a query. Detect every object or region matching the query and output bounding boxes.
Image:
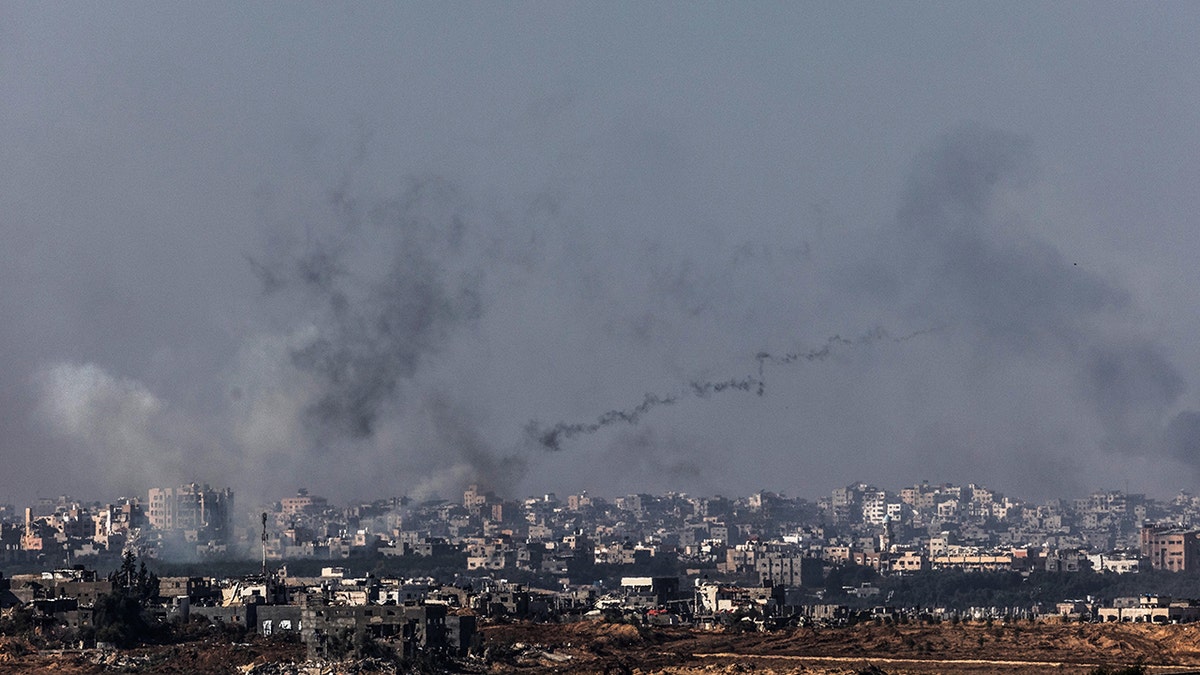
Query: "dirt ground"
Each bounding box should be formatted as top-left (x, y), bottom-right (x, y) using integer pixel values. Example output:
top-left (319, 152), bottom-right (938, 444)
top-left (3, 620), bottom-right (1200, 674)
top-left (0, 635), bottom-right (307, 674)
top-left (479, 620), bottom-right (1200, 674)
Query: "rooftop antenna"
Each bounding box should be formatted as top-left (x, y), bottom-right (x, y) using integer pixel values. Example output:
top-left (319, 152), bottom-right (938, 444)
top-left (261, 512), bottom-right (268, 577)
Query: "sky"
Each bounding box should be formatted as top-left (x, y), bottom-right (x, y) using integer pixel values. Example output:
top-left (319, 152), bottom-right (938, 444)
top-left (3, 3), bottom-right (1200, 506)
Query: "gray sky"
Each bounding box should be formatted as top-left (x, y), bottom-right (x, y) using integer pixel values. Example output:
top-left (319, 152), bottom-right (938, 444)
top-left (4, 3), bottom-right (1200, 505)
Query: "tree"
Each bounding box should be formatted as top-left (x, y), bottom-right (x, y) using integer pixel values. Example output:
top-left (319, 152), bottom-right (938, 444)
top-left (93, 592), bottom-right (148, 647)
top-left (95, 550), bottom-right (159, 646)
top-left (108, 550), bottom-right (159, 604)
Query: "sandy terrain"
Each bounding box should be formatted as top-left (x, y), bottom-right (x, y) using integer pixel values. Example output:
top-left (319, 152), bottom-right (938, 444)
top-left (480, 619), bottom-right (1200, 674)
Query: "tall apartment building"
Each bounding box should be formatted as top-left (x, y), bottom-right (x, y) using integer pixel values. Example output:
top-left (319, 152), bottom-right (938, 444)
top-left (1141, 524), bottom-right (1200, 572)
top-left (147, 483), bottom-right (234, 542)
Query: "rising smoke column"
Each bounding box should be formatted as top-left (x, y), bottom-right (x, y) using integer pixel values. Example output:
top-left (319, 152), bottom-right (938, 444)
top-left (890, 124), bottom-right (1200, 469)
top-left (250, 177), bottom-right (482, 440)
top-left (241, 176), bottom-right (527, 495)
top-left (31, 362), bottom-right (212, 494)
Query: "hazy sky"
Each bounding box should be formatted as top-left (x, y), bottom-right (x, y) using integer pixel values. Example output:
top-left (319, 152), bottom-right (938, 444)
top-left (4, 3), bottom-right (1200, 506)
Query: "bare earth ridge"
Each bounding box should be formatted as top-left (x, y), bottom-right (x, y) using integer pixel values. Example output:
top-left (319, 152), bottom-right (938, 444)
top-left (479, 620), bottom-right (1200, 675)
top-left (3, 620), bottom-right (1200, 674)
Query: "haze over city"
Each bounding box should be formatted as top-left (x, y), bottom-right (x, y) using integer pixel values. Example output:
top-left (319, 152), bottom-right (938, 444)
top-left (4, 4), bottom-right (1200, 505)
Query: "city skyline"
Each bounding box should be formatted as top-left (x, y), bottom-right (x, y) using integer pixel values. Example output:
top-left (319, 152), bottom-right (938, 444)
top-left (7, 476), bottom-right (1197, 580)
top-left (2, 476), bottom-right (1192, 519)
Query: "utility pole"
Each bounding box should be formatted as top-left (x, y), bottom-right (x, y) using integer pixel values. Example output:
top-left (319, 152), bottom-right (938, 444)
top-left (261, 512), bottom-right (268, 578)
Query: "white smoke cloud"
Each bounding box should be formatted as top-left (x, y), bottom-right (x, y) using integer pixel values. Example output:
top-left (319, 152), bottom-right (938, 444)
top-left (33, 362), bottom-right (185, 493)
top-left (38, 362), bottom-right (161, 437)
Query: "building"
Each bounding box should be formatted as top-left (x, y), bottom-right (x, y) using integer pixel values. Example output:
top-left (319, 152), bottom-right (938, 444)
top-left (1097, 595), bottom-right (1200, 623)
top-left (1086, 553), bottom-right (1140, 574)
top-left (756, 553), bottom-right (820, 587)
top-left (147, 483), bottom-right (234, 543)
top-left (281, 489), bottom-right (328, 517)
top-left (620, 576), bottom-right (680, 607)
top-left (1141, 525), bottom-right (1200, 573)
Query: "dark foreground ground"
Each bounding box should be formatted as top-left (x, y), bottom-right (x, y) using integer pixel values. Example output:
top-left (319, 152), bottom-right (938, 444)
top-left (4, 620), bottom-right (1200, 674)
top-left (480, 619), bottom-right (1200, 675)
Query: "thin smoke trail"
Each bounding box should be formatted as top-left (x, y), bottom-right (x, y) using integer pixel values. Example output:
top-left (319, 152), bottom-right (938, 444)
top-left (527, 326), bottom-right (935, 451)
top-left (754, 326), bottom-right (934, 368)
top-left (690, 376), bottom-right (760, 398)
top-left (526, 393), bottom-right (679, 452)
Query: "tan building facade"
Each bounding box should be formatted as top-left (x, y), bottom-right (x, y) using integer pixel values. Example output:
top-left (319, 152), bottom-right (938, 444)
top-left (1141, 525), bottom-right (1200, 573)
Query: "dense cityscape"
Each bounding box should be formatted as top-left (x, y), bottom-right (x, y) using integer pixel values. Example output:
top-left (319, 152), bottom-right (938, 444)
top-left (10, 480), bottom-right (1199, 576)
top-left (5, 479), bottom-right (1200, 667)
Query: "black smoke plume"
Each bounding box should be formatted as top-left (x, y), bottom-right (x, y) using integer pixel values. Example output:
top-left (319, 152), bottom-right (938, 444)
top-left (250, 177), bottom-right (482, 440)
top-left (240, 175), bottom-right (532, 497)
top-left (890, 124), bottom-right (1200, 472)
